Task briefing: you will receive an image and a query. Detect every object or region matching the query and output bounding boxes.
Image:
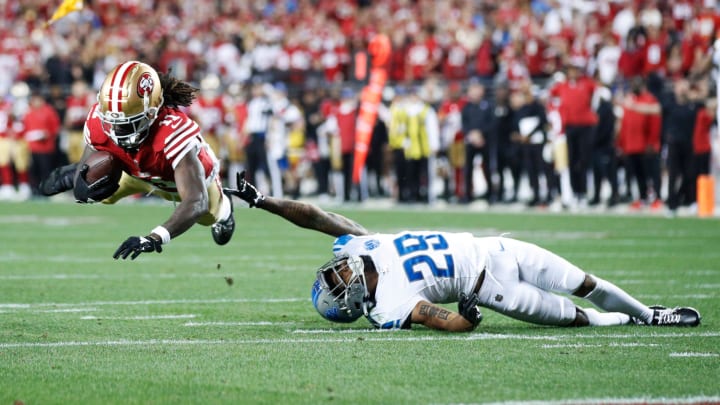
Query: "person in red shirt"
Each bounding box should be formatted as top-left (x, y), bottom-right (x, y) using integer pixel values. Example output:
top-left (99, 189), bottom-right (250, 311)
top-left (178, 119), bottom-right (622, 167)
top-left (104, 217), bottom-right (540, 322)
top-left (39, 61), bottom-right (236, 259)
top-left (692, 98), bottom-right (715, 185)
top-left (550, 60), bottom-right (598, 204)
top-left (23, 90), bottom-right (60, 197)
top-left (64, 80), bottom-right (95, 163)
top-left (616, 77), bottom-right (662, 208)
top-left (437, 82), bottom-right (467, 200)
top-left (324, 87), bottom-right (358, 202)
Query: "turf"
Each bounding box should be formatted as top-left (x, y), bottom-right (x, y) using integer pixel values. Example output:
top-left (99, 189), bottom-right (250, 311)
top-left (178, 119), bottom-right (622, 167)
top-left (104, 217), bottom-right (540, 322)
top-left (0, 200), bottom-right (718, 405)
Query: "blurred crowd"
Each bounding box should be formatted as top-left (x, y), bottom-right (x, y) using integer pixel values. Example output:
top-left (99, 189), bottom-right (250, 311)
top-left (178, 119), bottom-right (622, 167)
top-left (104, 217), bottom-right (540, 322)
top-left (1, 0), bottom-right (719, 214)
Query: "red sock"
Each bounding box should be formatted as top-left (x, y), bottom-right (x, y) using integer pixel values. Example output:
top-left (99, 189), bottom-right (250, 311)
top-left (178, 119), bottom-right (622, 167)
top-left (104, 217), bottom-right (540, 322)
top-left (17, 171), bottom-right (29, 184)
top-left (0, 165), bottom-right (11, 185)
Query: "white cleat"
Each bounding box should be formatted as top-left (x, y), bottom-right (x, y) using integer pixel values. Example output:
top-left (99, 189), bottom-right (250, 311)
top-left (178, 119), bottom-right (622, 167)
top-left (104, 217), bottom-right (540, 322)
top-left (0, 184), bottom-right (16, 201)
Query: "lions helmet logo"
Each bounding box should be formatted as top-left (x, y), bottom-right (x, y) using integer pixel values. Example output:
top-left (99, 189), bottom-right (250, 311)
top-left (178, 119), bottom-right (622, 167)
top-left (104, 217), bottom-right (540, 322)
top-left (137, 72), bottom-right (155, 97)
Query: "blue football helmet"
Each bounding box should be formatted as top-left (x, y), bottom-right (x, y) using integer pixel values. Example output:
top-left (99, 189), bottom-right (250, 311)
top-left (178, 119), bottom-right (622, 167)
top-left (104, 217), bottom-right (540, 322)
top-left (311, 255), bottom-right (368, 323)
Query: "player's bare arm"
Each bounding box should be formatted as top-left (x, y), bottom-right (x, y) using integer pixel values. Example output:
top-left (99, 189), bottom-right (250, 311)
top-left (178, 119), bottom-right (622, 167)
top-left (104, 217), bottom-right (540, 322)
top-left (225, 171), bottom-right (369, 237)
top-left (155, 147), bottom-right (210, 239)
top-left (257, 196), bottom-right (369, 237)
top-left (410, 301), bottom-right (476, 332)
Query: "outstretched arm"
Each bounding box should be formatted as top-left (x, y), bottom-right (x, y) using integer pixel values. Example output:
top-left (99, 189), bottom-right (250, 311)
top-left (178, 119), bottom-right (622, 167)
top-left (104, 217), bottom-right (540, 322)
top-left (256, 197), bottom-right (369, 237)
top-left (225, 172), bottom-right (369, 237)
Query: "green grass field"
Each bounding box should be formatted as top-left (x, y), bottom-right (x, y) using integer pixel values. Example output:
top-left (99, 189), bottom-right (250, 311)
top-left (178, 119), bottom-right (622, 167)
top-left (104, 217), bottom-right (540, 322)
top-left (1, 200), bottom-right (719, 405)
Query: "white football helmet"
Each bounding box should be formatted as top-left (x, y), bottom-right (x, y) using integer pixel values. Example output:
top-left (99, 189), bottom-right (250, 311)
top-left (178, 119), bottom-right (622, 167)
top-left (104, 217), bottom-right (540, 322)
top-left (97, 61), bottom-right (164, 149)
top-left (311, 255), bottom-right (369, 323)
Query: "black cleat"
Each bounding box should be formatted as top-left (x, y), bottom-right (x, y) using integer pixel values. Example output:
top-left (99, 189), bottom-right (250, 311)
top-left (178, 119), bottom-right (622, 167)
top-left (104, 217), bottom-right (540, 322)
top-left (39, 163), bottom-right (78, 196)
top-left (650, 306), bottom-right (701, 327)
top-left (211, 191), bottom-right (235, 245)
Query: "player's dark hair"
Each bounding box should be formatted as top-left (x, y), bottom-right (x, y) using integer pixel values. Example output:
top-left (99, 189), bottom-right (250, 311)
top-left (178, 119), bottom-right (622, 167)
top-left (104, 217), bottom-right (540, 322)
top-left (159, 71), bottom-right (198, 108)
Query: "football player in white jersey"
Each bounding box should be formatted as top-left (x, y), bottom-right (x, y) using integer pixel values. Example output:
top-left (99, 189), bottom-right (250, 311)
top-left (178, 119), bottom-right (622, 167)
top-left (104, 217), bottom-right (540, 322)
top-left (225, 172), bottom-right (701, 331)
top-left (38, 62), bottom-right (236, 259)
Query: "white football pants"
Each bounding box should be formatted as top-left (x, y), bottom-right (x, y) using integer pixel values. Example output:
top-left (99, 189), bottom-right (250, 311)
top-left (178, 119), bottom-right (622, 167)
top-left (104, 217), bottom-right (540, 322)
top-left (475, 236), bottom-right (585, 326)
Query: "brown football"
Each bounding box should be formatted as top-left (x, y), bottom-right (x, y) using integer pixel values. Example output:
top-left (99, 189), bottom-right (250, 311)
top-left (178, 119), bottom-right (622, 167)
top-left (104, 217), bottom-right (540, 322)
top-left (84, 150), bottom-right (124, 185)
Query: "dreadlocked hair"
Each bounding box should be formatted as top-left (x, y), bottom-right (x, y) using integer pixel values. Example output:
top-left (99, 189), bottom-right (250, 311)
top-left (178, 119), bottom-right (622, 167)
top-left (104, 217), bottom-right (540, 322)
top-left (158, 71), bottom-right (198, 108)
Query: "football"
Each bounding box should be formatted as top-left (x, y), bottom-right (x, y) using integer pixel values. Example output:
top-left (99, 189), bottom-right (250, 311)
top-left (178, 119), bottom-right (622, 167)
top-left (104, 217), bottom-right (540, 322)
top-left (84, 150), bottom-right (124, 185)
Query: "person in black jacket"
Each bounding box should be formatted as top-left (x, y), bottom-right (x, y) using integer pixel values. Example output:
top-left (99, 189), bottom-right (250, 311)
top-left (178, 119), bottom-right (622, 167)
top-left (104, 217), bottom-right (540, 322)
top-left (662, 79), bottom-right (702, 214)
top-left (512, 81), bottom-right (553, 206)
top-left (590, 86), bottom-right (619, 207)
top-left (460, 80), bottom-right (497, 204)
top-left (494, 83), bottom-right (521, 203)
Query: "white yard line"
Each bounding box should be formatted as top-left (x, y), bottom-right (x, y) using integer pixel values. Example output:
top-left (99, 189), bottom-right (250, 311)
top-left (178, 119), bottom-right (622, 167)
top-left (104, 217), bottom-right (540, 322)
top-left (481, 396), bottom-right (720, 405)
top-left (36, 308), bottom-right (98, 313)
top-left (541, 343), bottom-right (660, 349)
top-left (80, 314), bottom-right (197, 320)
top-left (669, 352), bottom-right (719, 358)
top-left (0, 297), bottom-right (307, 310)
top-left (3, 331), bottom-right (717, 349)
top-left (0, 273), bottom-right (235, 280)
top-left (184, 321), bottom-right (296, 326)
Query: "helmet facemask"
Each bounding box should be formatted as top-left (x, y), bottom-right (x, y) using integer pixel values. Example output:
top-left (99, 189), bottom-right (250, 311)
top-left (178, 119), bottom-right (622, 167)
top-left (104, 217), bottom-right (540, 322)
top-left (99, 95), bottom-right (160, 150)
top-left (312, 255), bottom-right (369, 323)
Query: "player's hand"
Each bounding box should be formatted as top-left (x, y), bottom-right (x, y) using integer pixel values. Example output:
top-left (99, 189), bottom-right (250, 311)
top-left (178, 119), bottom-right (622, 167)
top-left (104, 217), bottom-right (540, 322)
top-left (73, 164), bottom-right (119, 203)
top-left (39, 163), bottom-right (77, 196)
top-left (113, 236), bottom-right (163, 260)
top-left (458, 292), bottom-right (483, 329)
top-left (223, 171), bottom-right (265, 208)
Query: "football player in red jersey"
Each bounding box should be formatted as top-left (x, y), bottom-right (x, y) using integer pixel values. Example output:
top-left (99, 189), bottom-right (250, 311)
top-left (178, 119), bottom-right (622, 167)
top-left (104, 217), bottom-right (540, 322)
top-left (39, 61), bottom-right (235, 260)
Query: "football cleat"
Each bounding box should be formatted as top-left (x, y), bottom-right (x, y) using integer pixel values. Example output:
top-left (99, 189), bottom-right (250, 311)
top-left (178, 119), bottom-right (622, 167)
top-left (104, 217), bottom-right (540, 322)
top-left (649, 306), bottom-right (701, 327)
top-left (39, 163), bottom-right (78, 196)
top-left (211, 192), bottom-right (235, 246)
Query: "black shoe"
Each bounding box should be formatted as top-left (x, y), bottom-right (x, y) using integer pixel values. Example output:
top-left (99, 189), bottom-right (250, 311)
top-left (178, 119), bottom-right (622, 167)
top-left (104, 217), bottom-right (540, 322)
top-left (211, 192), bottom-right (235, 245)
top-left (588, 197), bottom-right (600, 206)
top-left (39, 163), bottom-right (78, 196)
top-left (648, 305), bottom-right (701, 327)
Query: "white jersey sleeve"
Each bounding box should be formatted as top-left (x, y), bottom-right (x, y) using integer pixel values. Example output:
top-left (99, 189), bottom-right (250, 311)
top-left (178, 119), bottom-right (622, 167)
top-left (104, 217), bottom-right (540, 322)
top-left (331, 231), bottom-right (488, 330)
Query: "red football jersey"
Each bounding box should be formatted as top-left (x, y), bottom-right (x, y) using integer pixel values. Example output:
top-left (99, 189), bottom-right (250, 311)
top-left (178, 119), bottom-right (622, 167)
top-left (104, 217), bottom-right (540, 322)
top-left (83, 104), bottom-right (219, 193)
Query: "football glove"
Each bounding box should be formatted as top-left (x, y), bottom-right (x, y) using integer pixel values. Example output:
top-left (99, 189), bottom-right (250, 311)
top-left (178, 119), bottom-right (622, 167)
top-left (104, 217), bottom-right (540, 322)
top-left (73, 164), bottom-right (119, 203)
top-left (39, 163), bottom-right (77, 196)
top-left (458, 292), bottom-right (483, 329)
top-left (223, 171), bottom-right (265, 208)
top-left (113, 236), bottom-right (163, 260)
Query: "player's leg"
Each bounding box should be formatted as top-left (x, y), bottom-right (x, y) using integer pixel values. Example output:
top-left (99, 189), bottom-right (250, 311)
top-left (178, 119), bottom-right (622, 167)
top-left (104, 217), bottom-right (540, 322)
top-left (0, 137), bottom-right (15, 199)
top-left (502, 236), bottom-right (700, 326)
top-left (477, 247), bottom-right (579, 326)
top-left (11, 139), bottom-right (32, 199)
top-left (499, 236), bottom-right (650, 322)
top-left (200, 177), bottom-right (235, 245)
top-left (101, 173), bottom-right (153, 204)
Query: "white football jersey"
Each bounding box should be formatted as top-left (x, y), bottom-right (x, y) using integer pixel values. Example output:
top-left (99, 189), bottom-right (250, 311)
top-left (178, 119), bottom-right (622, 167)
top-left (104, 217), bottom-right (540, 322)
top-left (332, 231), bottom-right (488, 329)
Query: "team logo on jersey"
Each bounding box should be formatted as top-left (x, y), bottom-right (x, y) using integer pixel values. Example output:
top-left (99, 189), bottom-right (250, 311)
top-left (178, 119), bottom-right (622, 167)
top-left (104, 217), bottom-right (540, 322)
top-left (137, 73), bottom-right (155, 97)
top-left (364, 240), bottom-right (380, 250)
top-left (495, 294), bottom-right (504, 302)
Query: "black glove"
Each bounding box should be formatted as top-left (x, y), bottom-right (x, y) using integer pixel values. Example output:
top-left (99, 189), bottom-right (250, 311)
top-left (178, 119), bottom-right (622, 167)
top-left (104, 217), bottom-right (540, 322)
top-left (458, 292), bottom-right (483, 329)
top-left (39, 163), bottom-right (77, 196)
top-left (113, 236), bottom-right (162, 260)
top-left (223, 171), bottom-right (265, 207)
top-left (73, 164), bottom-right (120, 203)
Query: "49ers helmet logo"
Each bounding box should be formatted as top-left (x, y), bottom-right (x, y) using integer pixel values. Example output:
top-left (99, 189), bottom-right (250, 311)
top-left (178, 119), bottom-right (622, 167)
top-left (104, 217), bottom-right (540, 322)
top-left (137, 72), bottom-right (155, 97)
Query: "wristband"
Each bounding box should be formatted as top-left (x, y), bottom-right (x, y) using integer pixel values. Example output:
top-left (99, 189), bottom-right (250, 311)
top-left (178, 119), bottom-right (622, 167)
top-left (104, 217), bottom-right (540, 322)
top-left (151, 225), bottom-right (171, 245)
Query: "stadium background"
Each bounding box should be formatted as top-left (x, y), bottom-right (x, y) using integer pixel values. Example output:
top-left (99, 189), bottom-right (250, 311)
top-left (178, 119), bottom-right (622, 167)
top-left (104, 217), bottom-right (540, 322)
top-left (0, 0), bottom-right (719, 214)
